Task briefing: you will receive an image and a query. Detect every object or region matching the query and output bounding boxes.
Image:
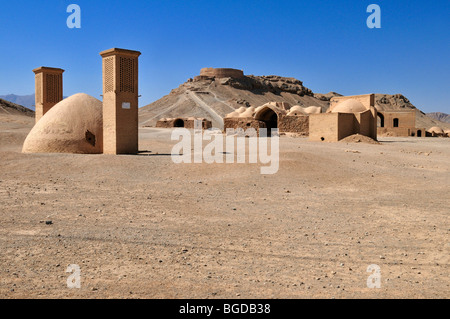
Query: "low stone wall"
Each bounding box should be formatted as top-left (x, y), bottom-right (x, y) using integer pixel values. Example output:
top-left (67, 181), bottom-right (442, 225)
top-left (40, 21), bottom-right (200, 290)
top-left (278, 115), bottom-right (309, 135)
top-left (377, 127), bottom-right (426, 137)
top-left (156, 118), bottom-right (212, 129)
top-left (223, 117), bottom-right (267, 135)
top-left (156, 118), bottom-right (178, 128)
top-left (224, 115), bottom-right (309, 136)
top-left (184, 119), bottom-right (212, 129)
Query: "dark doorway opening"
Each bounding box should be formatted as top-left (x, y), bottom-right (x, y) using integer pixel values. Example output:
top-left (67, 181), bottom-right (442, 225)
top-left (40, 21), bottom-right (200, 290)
top-left (417, 130), bottom-right (422, 137)
top-left (377, 113), bottom-right (385, 127)
top-left (174, 119), bottom-right (184, 128)
top-left (256, 108), bottom-right (278, 136)
top-left (393, 118), bottom-right (399, 127)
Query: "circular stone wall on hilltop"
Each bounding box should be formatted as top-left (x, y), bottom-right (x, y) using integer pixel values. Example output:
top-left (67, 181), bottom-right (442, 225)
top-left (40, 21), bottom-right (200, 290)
top-left (200, 68), bottom-right (244, 79)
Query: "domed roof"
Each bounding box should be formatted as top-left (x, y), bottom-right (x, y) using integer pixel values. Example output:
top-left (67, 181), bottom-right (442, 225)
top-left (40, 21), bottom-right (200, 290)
top-left (240, 107), bottom-right (256, 117)
top-left (287, 105), bottom-right (305, 116)
top-left (22, 93), bottom-right (103, 154)
top-left (286, 105), bottom-right (322, 116)
top-left (237, 107), bottom-right (247, 113)
top-left (427, 126), bottom-right (444, 134)
top-left (226, 111), bottom-right (239, 118)
top-left (332, 99), bottom-right (367, 114)
top-left (303, 106), bottom-right (322, 114)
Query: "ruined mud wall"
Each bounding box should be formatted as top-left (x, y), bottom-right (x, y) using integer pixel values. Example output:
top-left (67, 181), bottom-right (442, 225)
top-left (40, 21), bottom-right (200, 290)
top-left (278, 115), bottom-right (309, 135)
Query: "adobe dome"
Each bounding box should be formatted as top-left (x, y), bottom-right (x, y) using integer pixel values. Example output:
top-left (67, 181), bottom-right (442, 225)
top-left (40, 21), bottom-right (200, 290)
top-left (332, 99), bottom-right (367, 114)
top-left (226, 111), bottom-right (239, 118)
top-left (303, 106), bottom-right (322, 114)
top-left (22, 93), bottom-right (103, 154)
top-left (427, 126), bottom-right (444, 134)
top-left (287, 105), bottom-right (305, 116)
top-left (240, 107), bottom-right (256, 117)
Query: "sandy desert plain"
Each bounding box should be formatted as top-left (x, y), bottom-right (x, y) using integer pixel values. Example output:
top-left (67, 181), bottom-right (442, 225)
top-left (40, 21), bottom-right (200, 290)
top-left (0, 111), bottom-right (448, 299)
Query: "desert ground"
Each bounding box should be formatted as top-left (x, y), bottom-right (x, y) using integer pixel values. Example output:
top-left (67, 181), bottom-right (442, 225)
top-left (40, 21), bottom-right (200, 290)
top-left (0, 115), bottom-right (448, 299)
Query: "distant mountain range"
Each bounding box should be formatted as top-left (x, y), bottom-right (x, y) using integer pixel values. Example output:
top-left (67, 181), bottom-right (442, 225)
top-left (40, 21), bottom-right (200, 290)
top-left (427, 112), bottom-right (450, 124)
top-left (0, 94), bottom-right (35, 110)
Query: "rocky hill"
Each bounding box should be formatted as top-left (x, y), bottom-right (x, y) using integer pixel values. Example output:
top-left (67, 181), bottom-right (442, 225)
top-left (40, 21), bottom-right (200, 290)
top-left (426, 112), bottom-right (450, 124)
top-left (139, 75), bottom-right (332, 128)
top-left (140, 72), bottom-right (450, 130)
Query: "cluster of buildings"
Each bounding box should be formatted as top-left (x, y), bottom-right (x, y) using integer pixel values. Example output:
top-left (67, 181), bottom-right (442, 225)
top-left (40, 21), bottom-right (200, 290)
top-left (22, 56), bottom-right (447, 155)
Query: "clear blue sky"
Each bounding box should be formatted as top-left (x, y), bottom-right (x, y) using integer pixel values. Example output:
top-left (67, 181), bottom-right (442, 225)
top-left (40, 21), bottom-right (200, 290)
top-left (0, 0), bottom-right (449, 112)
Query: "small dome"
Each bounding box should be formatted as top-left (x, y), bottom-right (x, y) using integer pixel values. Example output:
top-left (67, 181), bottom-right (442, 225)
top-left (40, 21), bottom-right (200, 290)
top-left (287, 105), bottom-right (305, 116)
top-left (226, 111), bottom-right (239, 118)
top-left (22, 93), bottom-right (103, 154)
top-left (240, 107), bottom-right (256, 117)
top-left (332, 99), bottom-right (367, 113)
top-left (427, 126), bottom-right (444, 134)
top-left (237, 107), bottom-right (247, 113)
top-left (303, 106), bottom-right (322, 114)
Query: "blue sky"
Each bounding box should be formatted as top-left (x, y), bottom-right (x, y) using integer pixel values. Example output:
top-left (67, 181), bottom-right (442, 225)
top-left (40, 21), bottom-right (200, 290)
top-left (0, 0), bottom-right (449, 112)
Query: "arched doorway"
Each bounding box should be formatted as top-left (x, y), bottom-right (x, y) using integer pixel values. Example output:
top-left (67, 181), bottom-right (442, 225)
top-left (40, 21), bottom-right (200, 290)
top-left (393, 118), bottom-right (399, 127)
top-left (255, 107), bottom-right (278, 136)
top-left (377, 113), bottom-right (385, 127)
top-left (173, 119), bottom-right (184, 127)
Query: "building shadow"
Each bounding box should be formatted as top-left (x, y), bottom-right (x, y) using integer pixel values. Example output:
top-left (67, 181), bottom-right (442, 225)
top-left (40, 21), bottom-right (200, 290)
top-left (137, 150), bottom-right (177, 157)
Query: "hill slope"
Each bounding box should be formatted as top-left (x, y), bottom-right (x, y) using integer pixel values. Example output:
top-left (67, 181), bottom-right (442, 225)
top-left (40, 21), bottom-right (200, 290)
top-left (0, 99), bottom-right (35, 147)
top-left (0, 98), bottom-right (34, 117)
top-left (0, 94), bottom-right (35, 110)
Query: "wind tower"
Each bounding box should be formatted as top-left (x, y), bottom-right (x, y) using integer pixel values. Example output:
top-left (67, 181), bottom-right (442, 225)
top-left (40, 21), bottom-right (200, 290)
top-left (100, 48), bottom-right (141, 154)
top-left (33, 67), bottom-right (64, 123)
